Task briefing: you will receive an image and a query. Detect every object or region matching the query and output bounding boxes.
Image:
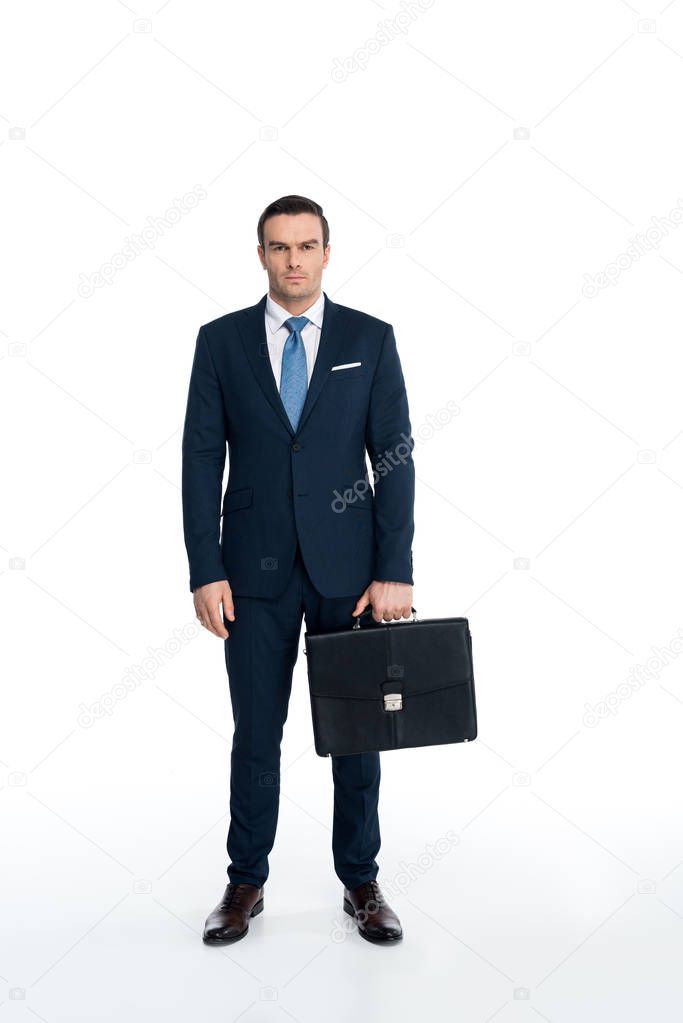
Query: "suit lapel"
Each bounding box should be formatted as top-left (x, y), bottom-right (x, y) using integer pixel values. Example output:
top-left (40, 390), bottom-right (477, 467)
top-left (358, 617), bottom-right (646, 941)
top-left (298, 291), bottom-right (344, 433)
top-left (236, 293), bottom-right (292, 435)
top-left (236, 290), bottom-right (345, 436)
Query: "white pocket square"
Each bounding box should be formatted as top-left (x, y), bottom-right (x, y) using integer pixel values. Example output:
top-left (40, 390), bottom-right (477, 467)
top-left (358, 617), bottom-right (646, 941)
top-left (331, 362), bottom-right (362, 371)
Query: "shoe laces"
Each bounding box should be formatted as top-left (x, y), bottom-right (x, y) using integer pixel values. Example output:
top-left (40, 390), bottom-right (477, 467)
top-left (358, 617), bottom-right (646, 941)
top-left (222, 883), bottom-right (252, 909)
top-left (360, 879), bottom-right (384, 906)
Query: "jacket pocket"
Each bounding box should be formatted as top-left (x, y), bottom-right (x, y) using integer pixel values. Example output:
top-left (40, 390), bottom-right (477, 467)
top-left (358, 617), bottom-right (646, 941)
top-left (222, 486), bottom-right (253, 515)
top-left (328, 366), bottom-right (365, 381)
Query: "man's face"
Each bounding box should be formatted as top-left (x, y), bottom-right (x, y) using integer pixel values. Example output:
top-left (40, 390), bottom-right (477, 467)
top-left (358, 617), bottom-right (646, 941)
top-left (258, 213), bottom-right (330, 308)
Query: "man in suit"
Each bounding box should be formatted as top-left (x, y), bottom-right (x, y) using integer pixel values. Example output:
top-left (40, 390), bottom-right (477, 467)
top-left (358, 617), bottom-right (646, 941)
top-left (182, 194), bottom-right (415, 946)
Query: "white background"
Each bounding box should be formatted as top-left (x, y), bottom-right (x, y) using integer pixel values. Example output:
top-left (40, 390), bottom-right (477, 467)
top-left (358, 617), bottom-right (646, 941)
top-left (2, 0), bottom-right (683, 1019)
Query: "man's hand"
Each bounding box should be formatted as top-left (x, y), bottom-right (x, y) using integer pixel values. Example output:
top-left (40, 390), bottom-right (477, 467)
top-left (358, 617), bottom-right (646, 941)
top-left (352, 581), bottom-right (413, 623)
top-left (193, 579), bottom-right (235, 639)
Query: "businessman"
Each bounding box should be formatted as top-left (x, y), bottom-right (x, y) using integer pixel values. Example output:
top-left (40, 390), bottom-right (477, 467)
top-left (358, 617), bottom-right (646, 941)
top-left (181, 194), bottom-right (415, 946)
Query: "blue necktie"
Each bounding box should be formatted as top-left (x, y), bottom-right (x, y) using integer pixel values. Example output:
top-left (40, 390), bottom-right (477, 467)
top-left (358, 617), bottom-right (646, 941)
top-left (280, 316), bottom-right (310, 431)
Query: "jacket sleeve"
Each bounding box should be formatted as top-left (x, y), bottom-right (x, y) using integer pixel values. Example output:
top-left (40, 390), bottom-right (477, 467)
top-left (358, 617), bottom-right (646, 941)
top-left (365, 323), bottom-right (415, 585)
top-left (181, 326), bottom-right (228, 592)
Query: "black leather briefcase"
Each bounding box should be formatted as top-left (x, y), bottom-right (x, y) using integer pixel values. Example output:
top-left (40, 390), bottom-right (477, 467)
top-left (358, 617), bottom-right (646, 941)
top-left (303, 607), bottom-right (477, 757)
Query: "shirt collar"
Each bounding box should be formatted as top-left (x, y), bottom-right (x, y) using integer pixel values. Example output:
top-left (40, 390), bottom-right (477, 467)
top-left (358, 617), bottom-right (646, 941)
top-left (265, 290), bottom-right (325, 335)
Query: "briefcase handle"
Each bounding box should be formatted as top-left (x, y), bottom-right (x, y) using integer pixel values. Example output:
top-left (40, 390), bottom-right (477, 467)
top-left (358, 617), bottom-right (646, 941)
top-left (352, 605), bottom-right (418, 629)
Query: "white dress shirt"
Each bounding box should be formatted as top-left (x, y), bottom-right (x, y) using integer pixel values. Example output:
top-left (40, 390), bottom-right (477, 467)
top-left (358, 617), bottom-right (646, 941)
top-left (265, 290), bottom-right (325, 390)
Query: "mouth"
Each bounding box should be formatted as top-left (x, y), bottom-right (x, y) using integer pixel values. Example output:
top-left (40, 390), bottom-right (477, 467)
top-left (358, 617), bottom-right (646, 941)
top-left (286, 275), bottom-right (305, 281)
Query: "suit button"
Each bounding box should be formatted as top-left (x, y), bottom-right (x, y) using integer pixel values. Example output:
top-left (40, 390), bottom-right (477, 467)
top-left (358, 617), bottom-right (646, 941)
top-left (292, 442), bottom-right (301, 452)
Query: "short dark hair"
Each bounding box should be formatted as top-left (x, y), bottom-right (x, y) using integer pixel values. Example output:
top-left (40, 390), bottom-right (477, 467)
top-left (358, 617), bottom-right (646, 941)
top-left (257, 195), bottom-right (329, 251)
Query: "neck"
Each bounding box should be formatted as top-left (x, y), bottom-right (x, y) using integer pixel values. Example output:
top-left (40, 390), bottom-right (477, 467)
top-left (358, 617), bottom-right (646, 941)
top-left (270, 287), bottom-right (322, 317)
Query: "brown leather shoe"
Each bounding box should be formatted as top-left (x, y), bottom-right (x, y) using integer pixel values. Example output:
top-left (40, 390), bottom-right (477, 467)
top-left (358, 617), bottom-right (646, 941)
top-left (202, 882), bottom-right (264, 945)
top-left (343, 879), bottom-right (403, 944)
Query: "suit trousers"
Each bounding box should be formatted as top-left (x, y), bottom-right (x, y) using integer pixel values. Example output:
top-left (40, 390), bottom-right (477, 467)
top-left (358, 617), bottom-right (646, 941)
top-left (223, 541), bottom-right (381, 890)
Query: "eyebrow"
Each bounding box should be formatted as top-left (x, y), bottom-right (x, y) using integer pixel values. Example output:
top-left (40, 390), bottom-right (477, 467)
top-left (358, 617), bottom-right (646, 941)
top-left (267, 239), bottom-right (319, 247)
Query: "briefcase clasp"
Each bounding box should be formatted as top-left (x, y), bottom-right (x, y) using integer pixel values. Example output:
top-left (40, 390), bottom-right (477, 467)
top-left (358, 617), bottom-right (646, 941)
top-left (383, 693), bottom-right (403, 711)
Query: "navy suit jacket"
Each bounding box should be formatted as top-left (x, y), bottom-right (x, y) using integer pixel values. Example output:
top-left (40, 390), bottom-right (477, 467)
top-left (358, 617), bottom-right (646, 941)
top-left (181, 291), bottom-right (415, 598)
